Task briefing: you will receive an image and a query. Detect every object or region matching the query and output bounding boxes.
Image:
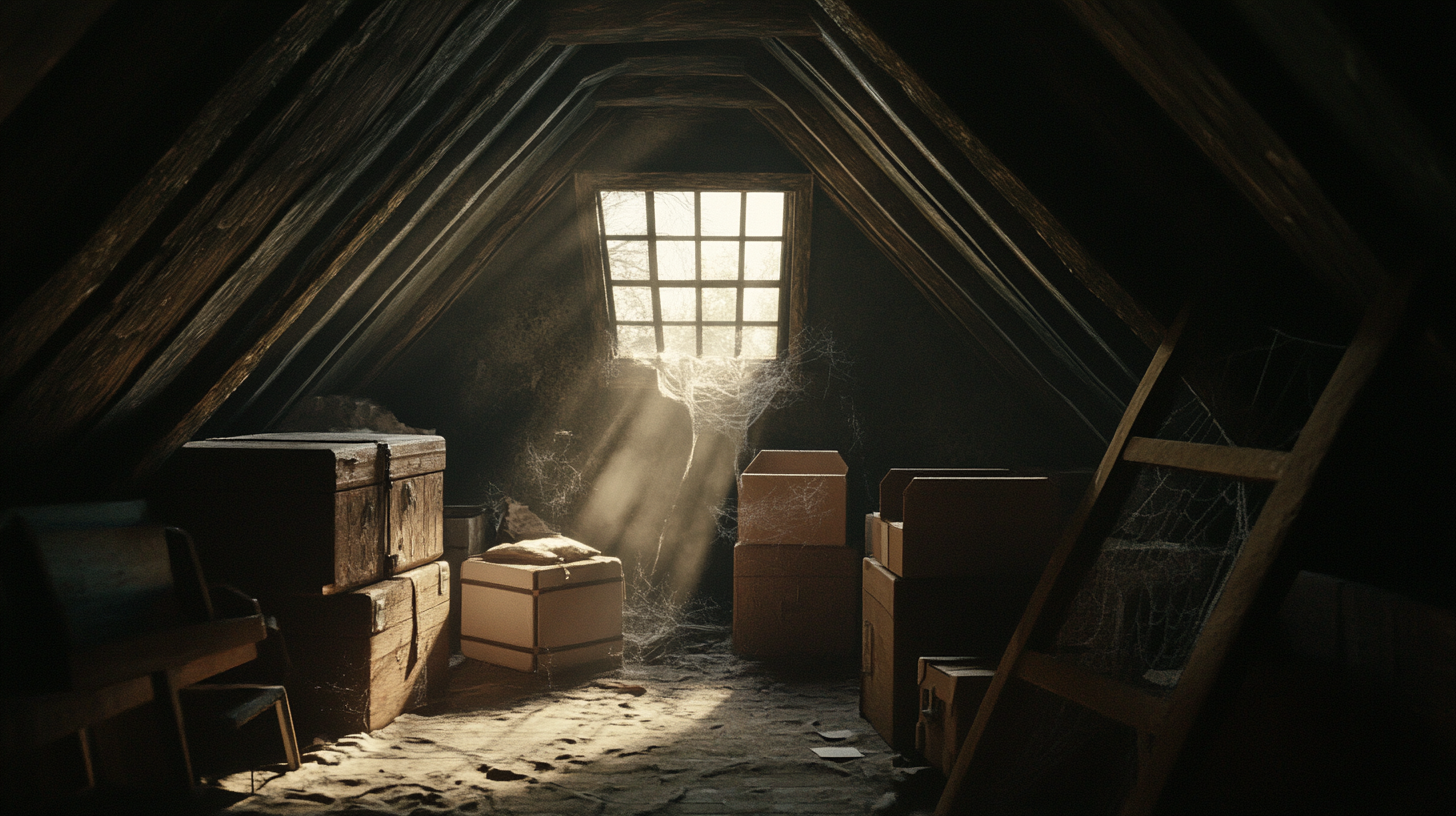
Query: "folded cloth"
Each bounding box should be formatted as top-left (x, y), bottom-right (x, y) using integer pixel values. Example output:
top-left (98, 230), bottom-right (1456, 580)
top-left (479, 535), bottom-right (601, 565)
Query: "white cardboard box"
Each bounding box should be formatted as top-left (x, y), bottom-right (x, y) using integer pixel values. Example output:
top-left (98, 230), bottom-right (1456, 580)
top-left (459, 555), bottom-right (623, 672)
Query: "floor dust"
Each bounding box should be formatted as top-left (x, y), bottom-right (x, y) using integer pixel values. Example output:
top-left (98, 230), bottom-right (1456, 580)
top-left (201, 645), bottom-right (940, 815)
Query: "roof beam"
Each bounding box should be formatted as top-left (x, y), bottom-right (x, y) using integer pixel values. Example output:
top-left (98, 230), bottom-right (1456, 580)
top-left (545, 0), bottom-right (817, 44)
top-left (594, 74), bottom-right (778, 108)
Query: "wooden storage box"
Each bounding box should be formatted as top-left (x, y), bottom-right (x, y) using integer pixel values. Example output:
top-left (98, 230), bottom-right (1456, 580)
top-left (156, 432), bottom-right (445, 595)
top-left (861, 557), bottom-right (1030, 752)
top-left (884, 476), bottom-right (1063, 578)
top-left (732, 543), bottom-right (860, 660)
top-left (262, 560), bottom-right (450, 737)
top-left (916, 656), bottom-right (996, 773)
top-left (459, 556), bottom-right (623, 673)
top-left (737, 450), bottom-right (848, 546)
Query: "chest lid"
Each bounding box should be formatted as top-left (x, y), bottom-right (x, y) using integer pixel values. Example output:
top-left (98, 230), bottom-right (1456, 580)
top-left (168, 432), bottom-right (445, 492)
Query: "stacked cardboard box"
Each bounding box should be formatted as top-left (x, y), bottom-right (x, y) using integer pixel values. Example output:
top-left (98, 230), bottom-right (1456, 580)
top-left (860, 468), bottom-right (1086, 752)
top-left (154, 433), bottom-right (451, 736)
top-left (732, 451), bottom-right (858, 660)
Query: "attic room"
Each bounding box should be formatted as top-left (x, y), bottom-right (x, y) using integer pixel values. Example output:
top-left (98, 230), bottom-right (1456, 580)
top-left (1, 1), bottom-right (1451, 814)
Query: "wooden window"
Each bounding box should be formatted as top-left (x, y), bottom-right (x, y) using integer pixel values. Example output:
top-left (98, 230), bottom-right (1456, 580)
top-left (576, 173), bottom-right (811, 359)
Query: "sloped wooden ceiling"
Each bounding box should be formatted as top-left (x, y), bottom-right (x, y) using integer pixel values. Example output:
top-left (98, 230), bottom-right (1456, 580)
top-left (0, 0), bottom-right (1449, 504)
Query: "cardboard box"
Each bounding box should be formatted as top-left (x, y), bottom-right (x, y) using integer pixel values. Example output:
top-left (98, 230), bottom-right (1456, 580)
top-left (732, 543), bottom-right (860, 660)
top-left (156, 432), bottom-right (445, 595)
top-left (443, 504), bottom-right (490, 651)
top-left (878, 468), bottom-right (1009, 522)
top-left (737, 450), bottom-right (847, 546)
top-left (916, 656), bottom-right (996, 773)
top-left (263, 560), bottom-right (450, 736)
top-left (885, 476), bottom-right (1064, 578)
top-left (459, 556), bottom-right (623, 673)
top-left (860, 557), bottom-right (1029, 752)
top-left (865, 512), bottom-right (890, 561)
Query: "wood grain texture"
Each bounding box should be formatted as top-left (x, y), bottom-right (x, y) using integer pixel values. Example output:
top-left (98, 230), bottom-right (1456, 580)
top-left (0, 0), bottom-right (354, 389)
top-left (546, 0), bottom-right (817, 44)
top-left (1014, 649), bottom-right (1166, 732)
top-left (1058, 0), bottom-right (1388, 311)
top-left (1121, 436), bottom-right (1289, 482)
top-left (809, 0), bottom-right (1163, 351)
top-left (594, 74), bottom-right (778, 108)
top-left (0, 0), bottom-right (464, 457)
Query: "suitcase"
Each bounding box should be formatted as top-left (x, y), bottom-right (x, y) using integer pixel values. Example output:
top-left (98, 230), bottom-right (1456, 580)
top-left (156, 432), bottom-right (445, 595)
top-left (262, 560), bottom-right (450, 737)
top-left (860, 557), bottom-right (1030, 752)
top-left (916, 656), bottom-right (996, 773)
top-left (732, 543), bottom-right (860, 660)
top-left (459, 555), bottom-right (623, 673)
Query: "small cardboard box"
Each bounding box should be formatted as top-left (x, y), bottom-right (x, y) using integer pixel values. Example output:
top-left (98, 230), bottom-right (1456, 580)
top-left (878, 468), bottom-right (1009, 522)
top-left (459, 556), bottom-right (623, 673)
top-left (737, 450), bottom-right (848, 546)
top-left (885, 476), bottom-right (1064, 578)
top-left (732, 543), bottom-right (860, 660)
top-left (262, 560), bottom-right (450, 736)
top-left (865, 512), bottom-right (890, 561)
top-left (860, 557), bottom-right (1029, 752)
top-left (916, 656), bottom-right (996, 773)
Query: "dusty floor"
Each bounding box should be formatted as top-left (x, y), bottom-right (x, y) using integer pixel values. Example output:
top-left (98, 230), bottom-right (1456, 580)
top-left (195, 645), bottom-right (941, 815)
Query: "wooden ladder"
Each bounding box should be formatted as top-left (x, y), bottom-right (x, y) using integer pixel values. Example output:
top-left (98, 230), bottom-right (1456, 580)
top-left (936, 278), bottom-right (1411, 815)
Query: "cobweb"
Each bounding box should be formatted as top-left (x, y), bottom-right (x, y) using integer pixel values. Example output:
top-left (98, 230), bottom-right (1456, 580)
top-left (1048, 324), bottom-right (1344, 691)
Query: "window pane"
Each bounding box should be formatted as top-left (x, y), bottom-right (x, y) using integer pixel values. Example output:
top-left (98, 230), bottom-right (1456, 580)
top-left (743, 287), bottom-right (779, 321)
top-left (663, 325), bottom-right (696, 356)
top-left (657, 240), bottom-right (695, 280)
top-left (659, 287), bottom-right (695, 321)
top-left (616, 325), bottom-right (656, 357)
top-left (703, 326), bottom-right (736, 356)
top-left (606, 240), bottom-right (649, 280)
top-left (745, 192), bottom-right (784, 236)
top-left (701, 192), bottom-right (741, 236)
top-left (740, 326), bottom-right (778, 358)
top-left (654, 191), bottom-right (695, 236)
top-left (703, 287), bottom-right (737, 322)
top-left (612, 285), bottom-right (653, 321)
top-left (744, 241), bottom-right (781, 280)
top-left (701, 241), bottom-right (738, 280)
top-left (600, 191), bottom-right (646, 235)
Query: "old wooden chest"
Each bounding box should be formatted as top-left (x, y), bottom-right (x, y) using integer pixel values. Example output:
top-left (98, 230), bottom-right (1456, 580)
top-left (261, 560), bottom-right (450, 737)
top-left (156, 432), bottom-right (445, 595)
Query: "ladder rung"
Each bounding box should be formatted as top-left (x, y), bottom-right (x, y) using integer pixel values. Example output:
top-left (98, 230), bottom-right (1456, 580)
top-left (1014, 650), bottom-right (1167, 733)
top-left (1122, 437), bottom-right (1288, 481)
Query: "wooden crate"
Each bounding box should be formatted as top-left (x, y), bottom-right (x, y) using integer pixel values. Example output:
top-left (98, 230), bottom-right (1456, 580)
top-left (459, 556), bottom-right (623, 673)
top-left (916, 656), bottom-right (996, 773)
top-left (860, 557), bottom-right (1028, 752)
top-left (156, 432), bottom-right (445, 595)
top-left (262, 560), bottom-right (450, 737)
top-left (732, 543), bottom-right (860, 660)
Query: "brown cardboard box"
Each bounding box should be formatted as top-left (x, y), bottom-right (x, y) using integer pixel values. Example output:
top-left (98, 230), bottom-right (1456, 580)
top-left (878, 468), bottom-right (1009, 522)
top-left (738, 450), bottom-right (847, 546)
top-left (916, 656), bottom-right (996, 773)
top-left (885, 476), bottom-right (1063, 578)
top-left (263, 560), bottom-right (450, 737)
top-left (861, 557), bottom-right (1029, 752)
top-left (156, 432), bottom-right (445, 595)
top-left (732, 543), bottom-right (860, 660)
top-left (865, 512), bottom-right (890, 561)
top-left (459, 556), bottom-right (623, 673)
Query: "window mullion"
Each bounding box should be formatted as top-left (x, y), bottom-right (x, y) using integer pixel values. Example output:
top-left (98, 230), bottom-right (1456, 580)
top-left (695, 191), bottom-right (703, 357)
top-left (646, 192), bottom-right (663, 354)
top-left (735, 191), bottom-right (746, 357)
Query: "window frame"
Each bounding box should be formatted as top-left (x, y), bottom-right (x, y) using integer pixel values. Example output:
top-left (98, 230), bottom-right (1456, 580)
top-left (575, 172), bottom-right (812, 361)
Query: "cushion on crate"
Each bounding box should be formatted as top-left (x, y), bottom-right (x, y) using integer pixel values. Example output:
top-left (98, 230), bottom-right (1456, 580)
top-left (480, 535), bottom-right (600, 565)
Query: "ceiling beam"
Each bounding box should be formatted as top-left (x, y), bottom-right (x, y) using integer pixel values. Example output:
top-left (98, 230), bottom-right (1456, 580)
top-left (545, 0), bottom-right (817, 44)
top-left (593, 74), bottom-right (778, 108)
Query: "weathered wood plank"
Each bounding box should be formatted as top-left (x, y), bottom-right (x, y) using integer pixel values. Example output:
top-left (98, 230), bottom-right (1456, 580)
top-left (0, 0), bottom-right (115, 125)
top-left (93, 0), bottom-right (515, 440)
top-left (1057, 0), bottom-right (1388, 311)
top-left (1015, 649), bottom-right (1166, 732)
top-left (1121, 436), bottom-right (1289, 482)
top-left (545, 0), bottom-right (816, 44)
top-left (770, 37), bottom-right (1141, 413)
top-left (0, 0), bottom-right (355, 389)
top-left (594, 74), bottom-right (777, 108)
top-left (808, 0), bottom-right (1164, 350)
top-left (0, 0), bottom-right (464, 458)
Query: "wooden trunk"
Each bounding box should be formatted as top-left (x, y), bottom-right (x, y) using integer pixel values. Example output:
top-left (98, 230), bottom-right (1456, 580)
top-left (860, 557), bottom-right (1028, 752)
top-left (459, 556), bottom-right (623, 673)
top-left (155, 433), bottom-right (445, 595)
top-left (916, 657), bottom-right (996, 773)
top-left (732, 543), bottom-right (860, 660)
top-left (261, 561), bottom-right (450, 737)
